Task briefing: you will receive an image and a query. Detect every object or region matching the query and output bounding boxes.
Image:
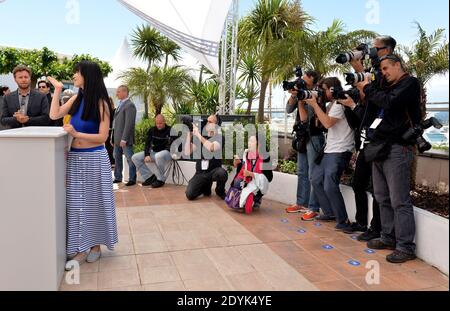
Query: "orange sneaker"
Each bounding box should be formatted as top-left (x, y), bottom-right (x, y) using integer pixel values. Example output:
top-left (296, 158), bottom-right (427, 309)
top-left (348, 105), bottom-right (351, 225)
top-left (285, 204), bottom-right (308, 214)
top-left (301, 211), bottom-right (319, 221)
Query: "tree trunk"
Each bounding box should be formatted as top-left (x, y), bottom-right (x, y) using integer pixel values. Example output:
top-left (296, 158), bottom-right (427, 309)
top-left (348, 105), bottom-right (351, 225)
top-left (268, 80), bottom-right (272, 122)
top-left (257, 78), bottom-right (269, 123)
top-left (143, 92), bottom-right (149, 120)
top-left (246, 96), bottom-right (253, 114)
top-left (164, 55), bottom-right (169, 69)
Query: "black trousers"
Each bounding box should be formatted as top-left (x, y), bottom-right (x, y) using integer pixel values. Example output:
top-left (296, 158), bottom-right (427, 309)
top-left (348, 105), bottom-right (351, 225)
top-left (186, 167), bottom-right (228, 200)
top-left (352, 150), bottom-right (381, 232)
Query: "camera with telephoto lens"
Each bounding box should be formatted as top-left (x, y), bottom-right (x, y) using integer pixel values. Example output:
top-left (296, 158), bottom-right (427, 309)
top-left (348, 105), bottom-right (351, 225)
top-left (402, 117), bottom-right (443, 153)
top-left (331, 86), bottom-right (361, 103)
top-left (282, 66), bottom-right (307, 92)
top-left (336, 43), bottom-right (379, 64)
top-left (344, 72), bottom-right (375, 85)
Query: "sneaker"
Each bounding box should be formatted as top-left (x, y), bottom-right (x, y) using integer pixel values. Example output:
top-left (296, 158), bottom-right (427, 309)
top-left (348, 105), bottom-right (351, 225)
top-left (151, 180), bottom-right (165, 189)
top-left (285, 204), bottom-right (308, 214)
top-left (316, 214), bottom-right (336, 222)
top-left (357, 228), bottom-right (381, 242)
top-left (301, 211), bottom-right (319, 221)
top-left (367, 239), bottom-right (396, 250)
top-left (142, 175), bottom-right (156, 186)
top-left (343, 222), bottom-right (368, 234)
top-left (386, 250), bottom-right (417, 264)
top-left (113, 179), bottom-right (122, 184)
top-left (335, 221), bottom-right (353, 231)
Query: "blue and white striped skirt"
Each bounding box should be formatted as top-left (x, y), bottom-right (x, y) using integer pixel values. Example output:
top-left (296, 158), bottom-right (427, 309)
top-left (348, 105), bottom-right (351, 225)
top-left (66, 146), bottom-right (118, 255)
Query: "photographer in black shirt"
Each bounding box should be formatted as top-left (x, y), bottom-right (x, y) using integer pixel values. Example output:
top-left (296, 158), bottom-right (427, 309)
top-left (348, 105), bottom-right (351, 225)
top-left (358, 54), bottom-right (421, 263)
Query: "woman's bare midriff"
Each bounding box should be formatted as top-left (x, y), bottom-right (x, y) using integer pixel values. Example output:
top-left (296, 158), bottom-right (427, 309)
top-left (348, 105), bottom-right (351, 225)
top-left (72, 137), bottom-right (104, 149)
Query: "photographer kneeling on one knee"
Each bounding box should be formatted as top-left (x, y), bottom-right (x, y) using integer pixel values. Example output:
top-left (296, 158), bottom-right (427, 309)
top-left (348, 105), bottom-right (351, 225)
top-left (305, 77), bottom-right (355, 231)
top-left (360, 54), bottom-right (422, 264)
top-left (184, 114), bottom-right (228, 200)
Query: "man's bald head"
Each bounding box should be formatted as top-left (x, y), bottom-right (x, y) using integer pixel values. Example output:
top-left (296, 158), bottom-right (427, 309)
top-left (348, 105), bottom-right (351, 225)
top-left (155, 114), bottom-right (166, 130)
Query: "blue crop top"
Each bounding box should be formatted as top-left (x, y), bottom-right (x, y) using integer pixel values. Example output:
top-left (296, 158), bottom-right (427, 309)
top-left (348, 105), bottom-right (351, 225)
top-left (70, 99), bottom-right (100, 134)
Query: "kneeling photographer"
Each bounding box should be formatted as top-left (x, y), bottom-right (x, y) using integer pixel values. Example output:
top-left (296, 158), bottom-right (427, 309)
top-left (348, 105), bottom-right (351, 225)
top-left (359, 54), bottom-right (423, 263)
top-left (284, 69), bottom-right (327, 221)
top-left (183, 114), bottom-right (228, 201)
top-left (306, 78), bottom-right (355, 230)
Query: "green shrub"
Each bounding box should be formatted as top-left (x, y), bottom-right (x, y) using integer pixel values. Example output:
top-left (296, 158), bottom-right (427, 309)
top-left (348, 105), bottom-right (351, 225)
top-left (134, 118), bottom-right (155, 153)
top-left (278, 160), bottom-right (297, 175)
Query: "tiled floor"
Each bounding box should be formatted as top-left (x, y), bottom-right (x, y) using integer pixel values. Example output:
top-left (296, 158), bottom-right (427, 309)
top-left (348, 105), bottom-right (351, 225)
top-left (60, 184), bottom-right (449, 291)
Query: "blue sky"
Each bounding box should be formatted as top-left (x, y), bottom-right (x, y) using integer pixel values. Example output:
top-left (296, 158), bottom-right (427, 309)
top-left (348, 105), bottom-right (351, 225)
top-left (0, 0), bottom-right (448, 102)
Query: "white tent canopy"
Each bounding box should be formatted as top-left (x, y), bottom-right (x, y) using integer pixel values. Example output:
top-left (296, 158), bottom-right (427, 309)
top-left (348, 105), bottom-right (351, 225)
top-left (104, 37), bottom-right (146, 89)
top-left (117, 0), bottom-right (232, 74)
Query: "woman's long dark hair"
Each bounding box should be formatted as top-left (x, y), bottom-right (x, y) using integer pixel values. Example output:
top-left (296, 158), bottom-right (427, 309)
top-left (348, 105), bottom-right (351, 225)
top-left (69, 61), bottom-right (112, 122)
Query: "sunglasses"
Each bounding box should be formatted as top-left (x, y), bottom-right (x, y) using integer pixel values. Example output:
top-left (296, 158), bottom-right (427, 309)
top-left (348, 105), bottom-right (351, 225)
top-left (38, 85), bottom-right (48, 89)
top-left (376, 46), bottom-right (388, 51)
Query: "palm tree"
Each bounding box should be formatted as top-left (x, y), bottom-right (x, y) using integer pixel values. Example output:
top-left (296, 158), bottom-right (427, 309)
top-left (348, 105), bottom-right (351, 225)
top-left (238, 53), bottom-right (261, 114)
top-left (130, 25), bottom-right (164, 72)
top-left (187, 80), bottom-right (220, 115)
top-left (401, 22), bottom-right (449, 189)
top-left (130, 25), bottom-right (164, 118)
top-left (160, 37), bottom-right (182, 69)
top-left (239, 0), bottom-right (309, 123)
top-left (401, 22), bottom-right (449, 118)
top-left (267, 19), bottom-right (377, 82)
top-left (120, 66), bottom-right (192, 116)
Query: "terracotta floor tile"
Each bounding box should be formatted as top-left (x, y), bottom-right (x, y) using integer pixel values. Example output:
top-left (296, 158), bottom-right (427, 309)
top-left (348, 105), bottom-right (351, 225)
top-left (384, 267), bottom-right (449, 290)
top-left (99, 255), bottom-right (137, 272)
top-left (183, 277), bottom-right (234, 291)
top-left (296, 264), bottom-right (343, 283)
top-left (60, 272), bottom-right (98, 291)
top-left (143, 281), bottom-right (185, 291)
top-left (137, 253), bottom-right (174, 269)
top-left (140, 266), bottom-right (181, 285)
top-left (313, 279), bottom-right (362, 291)
top-left (97, 268), bottom-right (141, 289)
top-left (226, 271), bottom-right (274, 291)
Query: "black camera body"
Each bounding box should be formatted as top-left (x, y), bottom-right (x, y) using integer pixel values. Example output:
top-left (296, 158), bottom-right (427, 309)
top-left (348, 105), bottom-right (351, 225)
top-left (181, 116), bottom-right (208, 133)
top-left (283, 66), bottom-right (307, 92)
top-left (402, 117), bottom-right (443, 153)
top-left (331, 86), bottom-right (361, 103)
top-left (292, 122), bottom-right (309, 153)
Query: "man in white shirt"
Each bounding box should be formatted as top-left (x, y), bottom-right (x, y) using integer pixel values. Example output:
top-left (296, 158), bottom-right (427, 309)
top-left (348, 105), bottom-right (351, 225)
top-left (305, 77), bottom-right (355, 231)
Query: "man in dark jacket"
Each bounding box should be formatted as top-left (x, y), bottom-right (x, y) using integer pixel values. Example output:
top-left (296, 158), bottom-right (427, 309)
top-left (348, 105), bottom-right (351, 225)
top-left (360, 54), bottom-right (422, 264)
top-left (132, 114), bottom-right (172, 188)
top-left (1, 65), bottom-right (50, 128)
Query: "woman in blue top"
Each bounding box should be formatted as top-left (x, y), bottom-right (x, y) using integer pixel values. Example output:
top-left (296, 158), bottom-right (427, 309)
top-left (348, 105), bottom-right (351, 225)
top-left (48, 61), bottom-right (118, 270)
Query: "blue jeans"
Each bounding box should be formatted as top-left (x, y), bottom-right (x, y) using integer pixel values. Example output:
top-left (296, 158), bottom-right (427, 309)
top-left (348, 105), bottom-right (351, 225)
top-left (132, 150), bottom-right (172, 182)
top-left (372, 144), bottom-right (416, 255)
top-left (311, 152), bottom-right (352, 224)
top-left (296, 135), bottom-right (325, 212)
top-left (113, 144), bottom-right (136, 182)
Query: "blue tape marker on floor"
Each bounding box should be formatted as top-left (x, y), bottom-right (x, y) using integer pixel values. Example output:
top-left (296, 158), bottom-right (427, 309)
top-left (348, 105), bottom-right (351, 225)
top-left (348, 260), bottom-right (361, 266)
top-left (365, 249), bottom-right (376, 254)
top-left (322, 244), bottom-right (334, 250)
top-left (314, 222), bottom-right (322, 227)
top-left (281, 219), bottom-right (289, 223)
top-left (297, 229), bottom-right (306, 234)
top-left (351, 235), bottom-right (358, 240)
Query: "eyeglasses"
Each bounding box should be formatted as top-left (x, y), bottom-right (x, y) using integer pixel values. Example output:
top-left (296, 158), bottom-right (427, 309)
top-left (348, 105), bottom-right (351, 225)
top-left (38, 85), bottom-right (47, 89)
top-left (375, 46), bottom-right (388, 51)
